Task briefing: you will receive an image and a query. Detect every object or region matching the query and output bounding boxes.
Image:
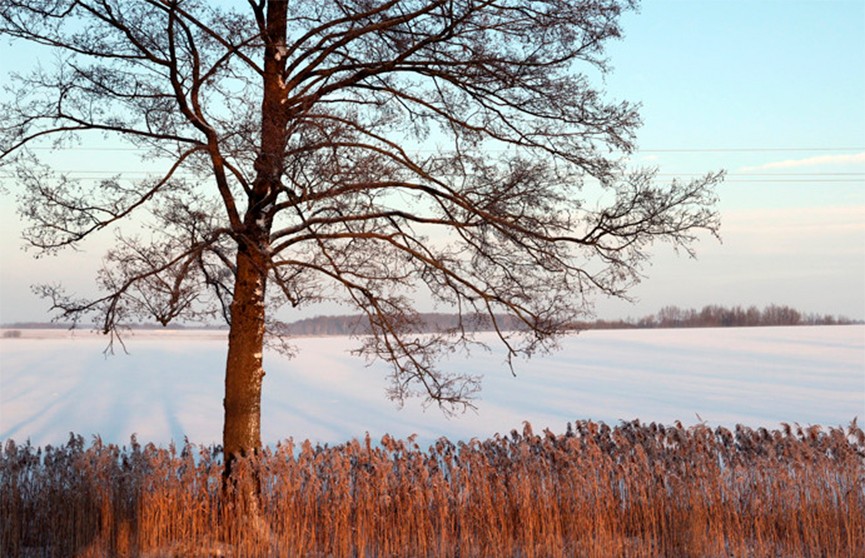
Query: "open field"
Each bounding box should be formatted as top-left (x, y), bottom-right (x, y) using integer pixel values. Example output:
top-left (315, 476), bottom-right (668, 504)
top-left (1, 326), bottom-right (863, 447)
top-left (1, 326), bottom-right (863, 556)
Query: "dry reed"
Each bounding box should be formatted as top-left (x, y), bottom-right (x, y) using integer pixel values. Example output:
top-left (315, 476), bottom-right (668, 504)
top-left (2, 419), bottom-right (863, 557)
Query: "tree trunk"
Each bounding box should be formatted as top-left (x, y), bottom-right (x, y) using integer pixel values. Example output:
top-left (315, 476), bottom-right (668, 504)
top-left (220, 244), bottom-right (274, 552)
top-left (221, 0), bottom-right (288, 476)
top-left (221, 0), bottom-right (287, 478)
top-left (223, 245), bottom-right (267, 474)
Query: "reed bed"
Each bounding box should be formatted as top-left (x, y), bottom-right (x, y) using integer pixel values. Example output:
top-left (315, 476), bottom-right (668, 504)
top-left (2, 419), bottom-right (863, 557)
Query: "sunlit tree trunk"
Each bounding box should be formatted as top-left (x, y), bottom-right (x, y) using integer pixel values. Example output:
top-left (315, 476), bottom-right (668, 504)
top-left (222, 245), bottom-right (267, 470)
top-left (222, 0), bottom-right (288, 475)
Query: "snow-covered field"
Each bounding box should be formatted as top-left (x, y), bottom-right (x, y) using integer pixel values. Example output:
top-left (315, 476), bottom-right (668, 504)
top-left (1, 326), bottom-right (863, 448)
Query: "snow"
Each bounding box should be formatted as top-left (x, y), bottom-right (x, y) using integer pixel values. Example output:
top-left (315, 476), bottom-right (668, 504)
top-left (1, 326), bottom-right (863, 448)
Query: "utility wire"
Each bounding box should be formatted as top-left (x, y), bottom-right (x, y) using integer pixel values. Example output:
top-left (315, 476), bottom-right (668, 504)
top-left (3, 147), bottom-right (863, 183)
top-left (6, 172), bottom-right (861, 177)
top-left (19, 145), bottom-right (865, 153)
top-left (2, 174), bottom-right (862, 184)
top-left (639, 147), bottom-right (865, 153)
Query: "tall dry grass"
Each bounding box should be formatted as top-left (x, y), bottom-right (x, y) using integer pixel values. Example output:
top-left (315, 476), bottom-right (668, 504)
top-left (2, 419), bottom-right (863, 557)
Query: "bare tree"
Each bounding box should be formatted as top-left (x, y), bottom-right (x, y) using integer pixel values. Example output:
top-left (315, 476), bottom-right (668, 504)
top-left (0, 0), bottom-right (722, 466)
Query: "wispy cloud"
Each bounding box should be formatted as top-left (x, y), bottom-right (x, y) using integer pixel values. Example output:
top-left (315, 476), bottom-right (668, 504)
top-left (718, 204), bottom-right (865, 256)
top-left (740, 152), bottom-right (865, 172)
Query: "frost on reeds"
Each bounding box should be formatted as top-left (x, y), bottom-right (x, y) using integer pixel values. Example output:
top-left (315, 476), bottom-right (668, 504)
top-left (2, 420), bottom-right (863, 557)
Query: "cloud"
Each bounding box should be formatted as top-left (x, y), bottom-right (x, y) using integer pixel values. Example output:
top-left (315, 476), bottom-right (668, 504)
top-left (740, 151), bottom-right (865, 172)
top-left (716, 204), bottom-right (865, 256)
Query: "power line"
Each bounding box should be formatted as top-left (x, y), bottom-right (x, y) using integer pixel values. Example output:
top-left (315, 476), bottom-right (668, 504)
top-left (27, 146), bottom-right (144, 152)
top-left (4, 168), bottom-right (863, 178)
top-left (721, 179), bottom-right (863, 183)
top-left (2, 173), bottom-right (862, 184)
top-left (20, 145), bottom-right (865, 154)
top-left (657, 173), bottom-right (865, 177)
top-left (638, 147), bottom-right (865, 153)
top-left (18, 172), bottom-right (859, 177)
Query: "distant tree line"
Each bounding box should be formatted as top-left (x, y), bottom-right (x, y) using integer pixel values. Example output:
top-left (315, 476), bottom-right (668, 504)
top-left (275, 304), bottom-right (858, 336)
top-left (273, 313), bottom-right (527, 337)
top-left (3, 304), bottom-right (857, 334)
top-left (597, 304), bottom-right (858, 330)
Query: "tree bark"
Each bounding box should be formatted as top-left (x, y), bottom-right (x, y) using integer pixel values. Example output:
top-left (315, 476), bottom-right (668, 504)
top-left (222, 0), bottom-right (288, 476)
top-left (222, 244), bottom-right (267, 472)
top-left (220, 253), bottom-right (272, 551)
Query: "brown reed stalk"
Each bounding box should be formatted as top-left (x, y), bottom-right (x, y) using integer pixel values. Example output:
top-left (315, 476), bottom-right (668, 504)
top-left (2, 419), bottom-right (863, 558)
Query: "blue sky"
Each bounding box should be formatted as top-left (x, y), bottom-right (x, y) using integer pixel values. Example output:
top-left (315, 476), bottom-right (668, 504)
top-left (599, 0), bottom-right (865, 320)
top-left (1, 0), bottom-right (863, 324)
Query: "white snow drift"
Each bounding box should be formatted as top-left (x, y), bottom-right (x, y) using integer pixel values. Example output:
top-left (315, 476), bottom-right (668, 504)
top-left (0, 326), bottom-right (862, 448)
